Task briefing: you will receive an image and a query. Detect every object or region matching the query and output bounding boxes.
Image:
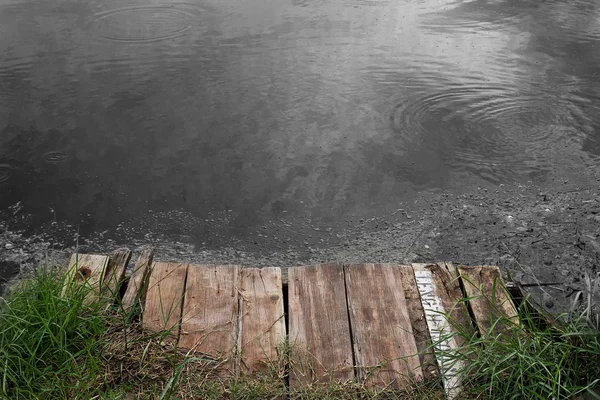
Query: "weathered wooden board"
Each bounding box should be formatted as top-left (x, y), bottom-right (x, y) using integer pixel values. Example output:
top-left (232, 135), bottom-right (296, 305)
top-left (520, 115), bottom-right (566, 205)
top-left (288, 264), bottom-right (354, 387)
top-left (412, 263), bottom-right (470, 400)
top-left (458, 266), bottom-right (518, 336)
top-left (143, 262), bottom-right (188, 335)
top-left (63, 254), bottom-right (110, 301)
top-left (431, 262), bottom-right (473, 346)
top-left (122, 247), bottom-right (154, 311)
top-left (179, 264), bottom-right (240, 371)
top-left (238, 267), bottom-right (286, 374)
top-left (344, 264), bottom-right (423, 388)
top-left (103, 248), bottom-right (132, 298)
top-left (397, 265), bottom-right (439, 381)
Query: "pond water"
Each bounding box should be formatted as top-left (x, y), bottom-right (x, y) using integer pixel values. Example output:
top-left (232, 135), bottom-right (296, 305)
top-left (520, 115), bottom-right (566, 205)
top-left (0, 0), bottom-right (599, 241)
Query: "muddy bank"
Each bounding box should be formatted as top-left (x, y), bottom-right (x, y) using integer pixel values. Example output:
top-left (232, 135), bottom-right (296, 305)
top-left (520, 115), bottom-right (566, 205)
top-left (1, 174), bottom-right (599, 313)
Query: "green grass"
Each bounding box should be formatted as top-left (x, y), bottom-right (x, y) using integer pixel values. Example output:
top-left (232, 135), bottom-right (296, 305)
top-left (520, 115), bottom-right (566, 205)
top-left (1, 264), bottom-right (598, 399)
top-left (0, 266), bottom-right (107, 399)
top-left (433, 277), bottom-right (600, 400)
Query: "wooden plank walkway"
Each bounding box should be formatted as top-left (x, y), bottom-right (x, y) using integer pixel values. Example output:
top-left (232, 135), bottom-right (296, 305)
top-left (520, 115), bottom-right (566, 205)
top-left (179, 264), bottom-right (239, 373)
top-left (63, 253), bottom-right (109, 303)
top-left (67, 251), bottom-right (520, 397)
top-left (143, 262), bottom-right (188, 334)
top-left (458, 265), bottom-right (518, 336)
top-left (288, 264), bottom-right (354, 386)
top-left (239, 267), bottom-right (286, 374)
top-left (344, 264), bottom-right (422, 388)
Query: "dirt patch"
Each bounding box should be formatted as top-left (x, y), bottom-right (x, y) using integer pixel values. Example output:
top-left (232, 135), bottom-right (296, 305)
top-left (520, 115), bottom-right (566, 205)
top-left (426, 185), bottom-right (600, 313)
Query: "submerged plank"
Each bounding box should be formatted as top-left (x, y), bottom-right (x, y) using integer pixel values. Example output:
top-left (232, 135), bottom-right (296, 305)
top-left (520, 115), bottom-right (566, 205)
top-left (288, 264), bottom-right (353, 387)
top-left (344, 264), bottom-right (423, 389)
top-left (412, 263), bottom-right (471, 400)
top-left (143, 262), bottom-right (188, 335)
top-left (103, 248), bottom-right (132, 298)
top-left (397, 265), bottom-right (439, 381)
top-left (63, 253), bottom-right (110, 301)
top-left (458, 266), bottom-right (518, 336)
top-left (179, 264), bottom-right (240, 371)
top-left (239, 267), bottom-right (286, 374)
top-left (122, 247), bottom-right (154, 311)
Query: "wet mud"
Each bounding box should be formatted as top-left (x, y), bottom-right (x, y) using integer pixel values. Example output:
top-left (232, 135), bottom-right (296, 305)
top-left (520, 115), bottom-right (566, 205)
top-left (2, 165), bottom-right (598, 312)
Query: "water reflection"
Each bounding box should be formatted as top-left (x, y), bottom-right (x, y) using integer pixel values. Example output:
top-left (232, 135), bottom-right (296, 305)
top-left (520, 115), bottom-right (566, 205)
top-left (93, 6), bottom-right (194, 43)
top-left (0, 0), bottom-right (598, 240)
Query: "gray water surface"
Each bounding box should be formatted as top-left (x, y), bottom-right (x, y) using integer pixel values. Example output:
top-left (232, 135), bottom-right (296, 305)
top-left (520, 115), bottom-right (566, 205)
top-left (0, 0), bottom-right (599, 241)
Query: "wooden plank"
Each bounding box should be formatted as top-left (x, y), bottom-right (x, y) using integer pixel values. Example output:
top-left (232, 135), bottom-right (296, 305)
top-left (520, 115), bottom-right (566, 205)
top-left (122, 247), bottom-right (154, 312)
top-left (397, 265), bottom-right (439, 381)
top-left (288, 264), bottom-right (353, 387)
top-left (63, 253), bottom-right (110, 302)
top-left (103, 248), bottom-right (132, 298)
top-left (457, 266), bottom-right (518, 336)
top-left (179, 264), bottom-right (240, 372)
top-left (238, 267), bottom-right (286, 374)
top-left (412, 263), bottom-right (471, 400)
top-left (431, 262), bottom-right (474, 346)
top-left (344, 264), bottom-right (423, 389)
top-left (143, 262), bottom-right (188, 335)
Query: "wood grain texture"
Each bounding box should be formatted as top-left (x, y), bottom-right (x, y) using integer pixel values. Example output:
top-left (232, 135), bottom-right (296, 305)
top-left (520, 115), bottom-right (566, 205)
top-left (143, 262), bottom-right (188, 335)
top-left (122, 247), bottom-right (154, 311)
top-left (458, 266), bottom-right (518, 336)
top-left (397, 265), bottom-right (439, 381)
top-left (63, 254), bottom-right (110, 301)
top-left (179, 264), bottom-right (240, 370)
top-left (103, 248), bottom-right (132, 298)
top-left (412, 262), bottom-right (470, 400)
top-left (288, 264), bottom-right (354, 387)
top-left (344, 264), bottom-right (423, 388)
top-left (239, 267), bottom-right (286, 374)
top-left (430, 262), bottom-right (473, 346)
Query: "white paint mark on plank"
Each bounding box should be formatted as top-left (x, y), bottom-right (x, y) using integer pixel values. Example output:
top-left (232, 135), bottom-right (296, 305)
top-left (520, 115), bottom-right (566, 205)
top-left (414, 269), bottom-right (464, 400)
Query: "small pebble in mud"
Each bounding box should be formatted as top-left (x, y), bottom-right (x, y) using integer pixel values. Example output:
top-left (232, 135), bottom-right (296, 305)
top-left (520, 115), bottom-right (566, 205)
top-left (545, 300), bottom-right (554, 309)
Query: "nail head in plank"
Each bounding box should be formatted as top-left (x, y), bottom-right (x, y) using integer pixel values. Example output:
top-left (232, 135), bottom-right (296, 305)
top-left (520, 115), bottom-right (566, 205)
top-left (457, 266), bottom-right (518, 336)
top-left (412, 263), bottom-right (468, 400)
top-left (344, 263), bottom-right (423, 389)
top-left (103, 248), bottom-right (132, 298)
top-left (397, 265), bottom-right (439, 381)
top-left (63, 254), bottom-right (110, 301)
top-left (143, 262), bottom-right (188, 335)
top-left (288, 263), bottom-right (354, 387)
top-left (122, 247), bottom-right (154, 311)
top-left (239, 267), bottom-right (286, 374)
top-left (179, 264), bottom-right (240, 370)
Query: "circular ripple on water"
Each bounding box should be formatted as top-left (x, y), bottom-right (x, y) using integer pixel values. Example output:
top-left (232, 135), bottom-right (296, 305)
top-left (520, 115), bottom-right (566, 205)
top-left (93, 6), bottom-right (193, 43)
top-left (421, 0), bottom-right (524, 34)
top-left (542, 0), bottom-right (600, 44)
top-left (43, 151), bottom-right (68, 164)
top-left (0, 164), bottom-right (12, 183)
top-left (390, 85), bottom-right (587, 182)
